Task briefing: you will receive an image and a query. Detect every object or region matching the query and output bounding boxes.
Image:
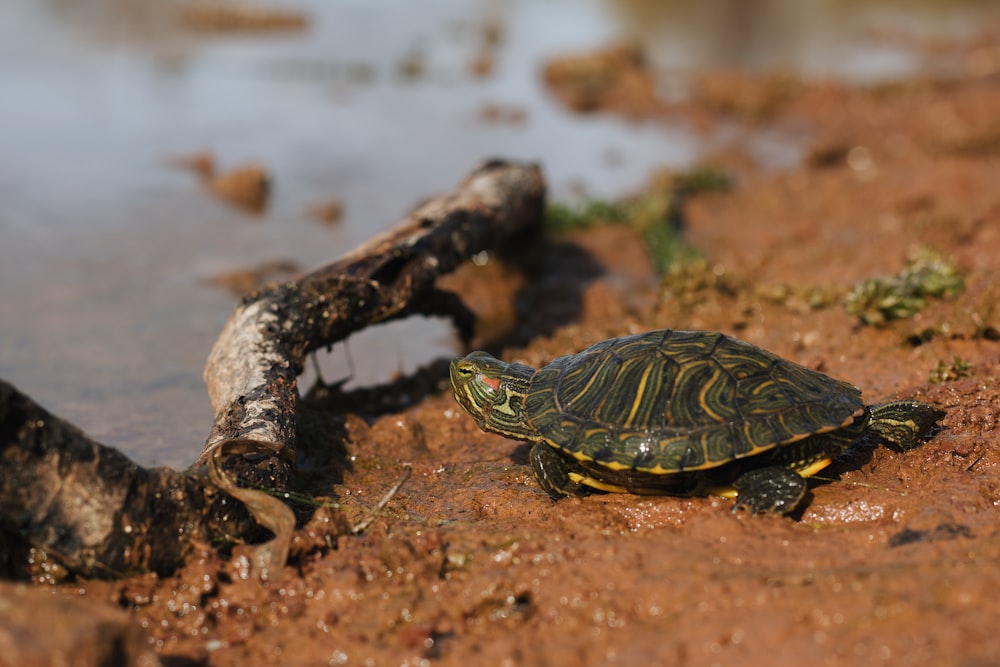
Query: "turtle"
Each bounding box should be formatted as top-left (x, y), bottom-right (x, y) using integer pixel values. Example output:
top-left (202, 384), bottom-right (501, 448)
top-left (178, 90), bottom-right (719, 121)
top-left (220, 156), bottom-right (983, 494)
top-left (449, 329), bottom-right (945, 515)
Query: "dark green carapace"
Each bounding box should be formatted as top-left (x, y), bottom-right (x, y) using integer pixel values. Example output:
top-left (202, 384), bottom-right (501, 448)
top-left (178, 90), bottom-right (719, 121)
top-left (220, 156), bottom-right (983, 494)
top-left (450, 329), bottom-right (944, 515)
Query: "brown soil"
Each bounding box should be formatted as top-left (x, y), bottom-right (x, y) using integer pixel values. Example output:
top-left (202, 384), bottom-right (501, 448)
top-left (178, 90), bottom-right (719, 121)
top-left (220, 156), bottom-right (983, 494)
top-left (46, 53), bottom-right (1000, 666)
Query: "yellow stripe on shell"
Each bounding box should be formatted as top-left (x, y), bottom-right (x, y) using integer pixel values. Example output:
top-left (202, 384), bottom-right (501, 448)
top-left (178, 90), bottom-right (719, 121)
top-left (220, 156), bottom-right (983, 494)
top-left (696, 367), bottom-right (726, 422)
top-left (624, 363), bottom-right (655, 427)
top-left (566, 361), bottom-right (609, 410)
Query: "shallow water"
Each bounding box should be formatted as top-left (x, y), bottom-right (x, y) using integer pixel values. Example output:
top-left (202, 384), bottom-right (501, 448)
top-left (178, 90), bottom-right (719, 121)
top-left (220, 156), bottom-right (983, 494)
top-left (0, 0), bottom-right (994, 466)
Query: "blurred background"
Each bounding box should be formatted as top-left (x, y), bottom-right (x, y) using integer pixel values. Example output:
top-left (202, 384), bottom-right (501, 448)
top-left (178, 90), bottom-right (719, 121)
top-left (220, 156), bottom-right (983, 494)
top-left (1, 0), bottom-right (996, 467)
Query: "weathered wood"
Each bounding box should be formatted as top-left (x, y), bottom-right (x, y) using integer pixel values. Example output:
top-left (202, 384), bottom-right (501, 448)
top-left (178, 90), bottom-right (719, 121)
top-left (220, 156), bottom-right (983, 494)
top-left (0, 379), bottom-right (244, 578)
top-left (195, 159), bottom-right (545, 488)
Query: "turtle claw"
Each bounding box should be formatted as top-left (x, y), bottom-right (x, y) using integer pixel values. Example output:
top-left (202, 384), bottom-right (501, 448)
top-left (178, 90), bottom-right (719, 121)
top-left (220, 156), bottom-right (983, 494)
top-left (732, 466), bottom-right (808, 516)
top-left (529, 443), bottom-right (591, 499)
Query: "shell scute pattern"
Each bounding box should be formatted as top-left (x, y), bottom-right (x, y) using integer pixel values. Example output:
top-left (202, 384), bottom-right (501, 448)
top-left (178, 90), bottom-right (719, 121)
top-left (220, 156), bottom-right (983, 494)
top-left (525, 329), bottom-right (865, 473)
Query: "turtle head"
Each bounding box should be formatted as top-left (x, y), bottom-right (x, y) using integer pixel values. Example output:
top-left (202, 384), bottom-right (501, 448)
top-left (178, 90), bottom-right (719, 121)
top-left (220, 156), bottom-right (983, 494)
top-left (450, 351), bottom-right (538, 441)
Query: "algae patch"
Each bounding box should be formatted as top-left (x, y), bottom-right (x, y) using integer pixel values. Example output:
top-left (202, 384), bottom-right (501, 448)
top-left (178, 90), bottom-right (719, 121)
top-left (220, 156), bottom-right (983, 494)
top-left (845, 246), bottom-right (964, 326)
top-left (545, 166), bottom-right (731, 274)
top-left (928, 356), bottom-right (973, 384)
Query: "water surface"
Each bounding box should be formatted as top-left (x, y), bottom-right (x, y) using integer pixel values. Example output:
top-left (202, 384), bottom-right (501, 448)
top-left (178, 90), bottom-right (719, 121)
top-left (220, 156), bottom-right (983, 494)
top-left (0, 0), bottom-right (993, 466)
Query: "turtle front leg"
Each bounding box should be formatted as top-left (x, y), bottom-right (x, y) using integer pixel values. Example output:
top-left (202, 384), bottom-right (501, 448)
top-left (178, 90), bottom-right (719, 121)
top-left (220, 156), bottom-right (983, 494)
top-left (529, 443), bottom-right (594, 499)
top-left (732, 466), bottom-right (808, 515)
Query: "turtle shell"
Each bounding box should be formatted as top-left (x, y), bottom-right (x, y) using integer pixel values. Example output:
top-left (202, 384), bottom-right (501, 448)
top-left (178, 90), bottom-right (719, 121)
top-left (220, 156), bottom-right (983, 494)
top-left (523, 329), bottom-right (865, 473)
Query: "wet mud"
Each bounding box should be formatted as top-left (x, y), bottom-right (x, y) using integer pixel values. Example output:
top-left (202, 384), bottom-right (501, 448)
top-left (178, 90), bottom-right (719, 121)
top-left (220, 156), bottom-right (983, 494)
top-left (27, 49), bottom-right (1000, 667)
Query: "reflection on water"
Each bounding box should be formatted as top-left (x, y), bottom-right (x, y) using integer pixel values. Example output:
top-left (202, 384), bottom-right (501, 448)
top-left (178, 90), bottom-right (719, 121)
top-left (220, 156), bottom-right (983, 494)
top-left (0, 0), bottom-right (995, 466)
top-left (616, 0), bottom-right (998, 79)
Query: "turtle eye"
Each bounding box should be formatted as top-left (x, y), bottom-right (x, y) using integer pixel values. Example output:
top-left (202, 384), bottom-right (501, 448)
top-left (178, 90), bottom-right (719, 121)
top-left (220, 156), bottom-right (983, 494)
top-left (455, 362), bottom-right (475, 377)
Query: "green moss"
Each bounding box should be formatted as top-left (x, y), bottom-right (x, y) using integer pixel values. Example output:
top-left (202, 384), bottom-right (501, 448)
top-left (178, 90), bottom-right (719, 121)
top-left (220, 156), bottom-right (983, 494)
top-left (756, 283), bottom-right (846, 313)
top-left (928, 356), bottom-right (973, 384)
top-left (670, 166), bottom-right (733, 197)
top-left (543, 199), bottom-right (630, 233)
top-left (544, 166), bottom-right (732, 274)
top-left (640, 219), bottom-right (703, 273)
top-left (660, 259), bottom-right (741, 300)
top-left (845, 246), bottom-right (964, 326)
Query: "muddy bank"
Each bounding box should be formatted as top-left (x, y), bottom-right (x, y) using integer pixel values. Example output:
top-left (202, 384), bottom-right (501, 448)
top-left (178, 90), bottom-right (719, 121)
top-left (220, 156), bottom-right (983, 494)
top-left (13, 50), bottom-right (1000, 667)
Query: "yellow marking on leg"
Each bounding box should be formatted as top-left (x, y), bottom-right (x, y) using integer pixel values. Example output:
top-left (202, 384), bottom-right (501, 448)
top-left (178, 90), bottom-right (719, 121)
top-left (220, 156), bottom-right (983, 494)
top-left (706, 485), bottom-right (738, 499)
top-left (797, 458), bottom-right (832, 478)
top-left (568, 472), bottom-right (629, 494)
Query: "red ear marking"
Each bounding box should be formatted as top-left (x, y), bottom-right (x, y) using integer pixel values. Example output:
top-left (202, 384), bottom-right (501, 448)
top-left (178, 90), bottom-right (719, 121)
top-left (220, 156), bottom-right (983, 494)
top-left (478, 374), bottom-right (501, 392)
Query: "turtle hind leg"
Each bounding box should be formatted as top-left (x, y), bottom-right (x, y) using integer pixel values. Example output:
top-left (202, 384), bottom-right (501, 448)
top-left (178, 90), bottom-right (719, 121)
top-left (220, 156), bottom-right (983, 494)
top-left (732, 466), bottom-right (808, 515)
top-left (529, 443), bottom-right (594, 499)
top-left (868, 400), bottom-right (946, 451)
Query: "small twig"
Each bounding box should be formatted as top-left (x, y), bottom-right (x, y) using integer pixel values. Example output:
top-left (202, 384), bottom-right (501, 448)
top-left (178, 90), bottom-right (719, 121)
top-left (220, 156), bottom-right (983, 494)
top-left (352, 463), bottom-right (414, 535)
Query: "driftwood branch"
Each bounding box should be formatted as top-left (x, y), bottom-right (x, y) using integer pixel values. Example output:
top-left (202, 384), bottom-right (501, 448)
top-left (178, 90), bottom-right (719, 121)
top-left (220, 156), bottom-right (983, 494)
top-left (0, 159), bottom-right (546, 579)
top-left (195, 159), bottom-right (544, 486)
